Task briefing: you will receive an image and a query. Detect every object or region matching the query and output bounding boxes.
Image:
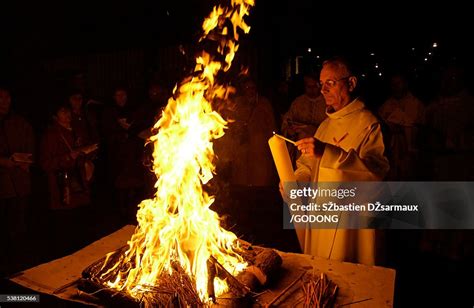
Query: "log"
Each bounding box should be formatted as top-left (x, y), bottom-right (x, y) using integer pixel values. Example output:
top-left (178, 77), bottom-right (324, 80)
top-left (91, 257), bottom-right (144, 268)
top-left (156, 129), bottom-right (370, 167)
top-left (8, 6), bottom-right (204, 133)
top-left (211, 247), bottom-right (283, 307)
top-left (237, 248), bottom-right (282, 290)
top-left (253, 249), bottom-right (283, 284)
top-left (210, 256), bottom-right (250, 296)
top-left (207, 259), bottom-right (217, 302)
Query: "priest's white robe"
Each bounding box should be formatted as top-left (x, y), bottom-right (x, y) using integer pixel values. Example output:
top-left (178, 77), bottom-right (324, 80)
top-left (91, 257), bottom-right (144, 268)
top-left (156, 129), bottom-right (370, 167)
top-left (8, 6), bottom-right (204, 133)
top-left (294, 98), bottom-right (390, 265)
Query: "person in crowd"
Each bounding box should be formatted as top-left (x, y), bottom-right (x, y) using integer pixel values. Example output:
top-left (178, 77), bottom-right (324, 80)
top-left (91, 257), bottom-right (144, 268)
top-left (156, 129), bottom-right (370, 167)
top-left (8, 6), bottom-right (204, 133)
top-left (419, 64), bottom-right (474, 269)
top-left (378, 73), bottom-right (425, 179)
top-left (40, 104), bottom-right (95, 255)
top-left (271, 79), bottom-right (291, 126)
top-left (426, 65), bottom-right (474, 151)
top-left (0, 87), bottom-right (35, 274)
top-left (281, 73), bottom-right (327, 165)
top-left (425, 64), bottom-right (474, 180)
top-left (229, 77), bottom-right (278, 187)
top-left (281, 73), bottom-right (327, 141)
top-left (102, 87), bottom-right (145, 222)
top-left (40, 104), bottom-right (92, 210)
top-left (132, 81), bottom-right (170, 139)
top-left (67, 90), bottom-right (99, 147)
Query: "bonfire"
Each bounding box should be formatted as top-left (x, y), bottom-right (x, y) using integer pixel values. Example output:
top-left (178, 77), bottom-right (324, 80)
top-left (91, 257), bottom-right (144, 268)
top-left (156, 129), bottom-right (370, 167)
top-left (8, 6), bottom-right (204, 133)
top-left (81, 1), bottom-right (284, 306)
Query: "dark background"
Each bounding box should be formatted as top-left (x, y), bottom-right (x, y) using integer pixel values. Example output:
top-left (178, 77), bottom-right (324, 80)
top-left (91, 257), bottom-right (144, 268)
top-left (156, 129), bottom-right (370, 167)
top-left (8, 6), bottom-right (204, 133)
top-left (1, 0), bottom-right (473, 88)
top-left (1, 1), bottom-right (471, 56)
top-left (1, 0), bottom-right (473, 127)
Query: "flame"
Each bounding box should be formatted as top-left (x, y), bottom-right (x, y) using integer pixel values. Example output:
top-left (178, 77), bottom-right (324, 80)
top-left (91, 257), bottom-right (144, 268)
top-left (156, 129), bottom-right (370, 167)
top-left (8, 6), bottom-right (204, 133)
top-left (101, 0), bottom-right (255, 302)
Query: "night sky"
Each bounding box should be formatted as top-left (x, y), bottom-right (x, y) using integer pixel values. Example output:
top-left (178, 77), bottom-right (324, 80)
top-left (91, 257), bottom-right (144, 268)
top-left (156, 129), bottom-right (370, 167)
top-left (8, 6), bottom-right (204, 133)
top-left (1, 1), bottom-right (471, 56)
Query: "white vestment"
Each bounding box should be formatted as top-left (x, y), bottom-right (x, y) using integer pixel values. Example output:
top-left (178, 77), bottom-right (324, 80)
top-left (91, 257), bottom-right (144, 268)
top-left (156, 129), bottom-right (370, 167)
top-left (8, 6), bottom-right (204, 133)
top-left (294, 98), bottom-right (389, 265)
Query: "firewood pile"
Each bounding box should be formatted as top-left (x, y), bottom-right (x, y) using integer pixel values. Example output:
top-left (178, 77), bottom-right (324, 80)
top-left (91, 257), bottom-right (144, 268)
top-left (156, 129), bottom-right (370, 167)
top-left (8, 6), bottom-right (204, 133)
top-left (79, 241), bottom-right (285, 307)
top-left (79, 241), bottom-right (341, 307)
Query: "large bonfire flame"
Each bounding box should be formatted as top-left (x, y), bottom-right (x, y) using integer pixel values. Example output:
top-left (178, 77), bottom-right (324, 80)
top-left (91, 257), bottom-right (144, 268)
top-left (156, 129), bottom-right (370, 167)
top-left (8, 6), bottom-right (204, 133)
top-left (98, 0), bottom-right (255, 304)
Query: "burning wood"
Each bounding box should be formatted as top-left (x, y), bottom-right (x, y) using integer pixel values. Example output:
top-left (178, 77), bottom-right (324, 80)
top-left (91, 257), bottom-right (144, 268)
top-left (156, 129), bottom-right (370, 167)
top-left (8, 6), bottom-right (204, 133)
top-left (80, 242), bottom-right (282, 307)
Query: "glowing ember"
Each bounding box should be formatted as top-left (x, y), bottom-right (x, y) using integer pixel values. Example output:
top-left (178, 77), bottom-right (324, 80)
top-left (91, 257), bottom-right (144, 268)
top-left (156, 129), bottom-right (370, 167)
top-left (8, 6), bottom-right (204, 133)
top-left (98, 0), bottom-right (255, 303)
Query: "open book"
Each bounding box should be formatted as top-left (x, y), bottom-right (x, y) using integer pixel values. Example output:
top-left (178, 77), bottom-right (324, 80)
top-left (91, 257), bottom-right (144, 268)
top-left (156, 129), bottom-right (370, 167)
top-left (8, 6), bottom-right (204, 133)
top-left (77, 143), bottom-right (99, 155)
top-left (11, 152), bottom-right (34, 164)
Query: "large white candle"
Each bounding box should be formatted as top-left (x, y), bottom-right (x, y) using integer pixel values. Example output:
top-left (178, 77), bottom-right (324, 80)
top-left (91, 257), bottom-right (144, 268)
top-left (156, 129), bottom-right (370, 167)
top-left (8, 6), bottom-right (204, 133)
top-left (268, 135), bottom-right (296, 184)
top-left (268, 135), bottom-right (305, 250)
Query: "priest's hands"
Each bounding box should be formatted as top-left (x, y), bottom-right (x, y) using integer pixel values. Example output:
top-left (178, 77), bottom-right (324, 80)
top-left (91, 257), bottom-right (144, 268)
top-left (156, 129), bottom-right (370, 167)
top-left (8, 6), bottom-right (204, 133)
top-left (295, 137), bottom-right (325, 157)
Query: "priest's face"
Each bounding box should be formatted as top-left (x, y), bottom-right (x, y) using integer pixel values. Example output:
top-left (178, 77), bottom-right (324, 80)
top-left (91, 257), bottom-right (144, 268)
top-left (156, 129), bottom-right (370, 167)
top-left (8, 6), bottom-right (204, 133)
top-left (320, 63), bottom-right (353, 111)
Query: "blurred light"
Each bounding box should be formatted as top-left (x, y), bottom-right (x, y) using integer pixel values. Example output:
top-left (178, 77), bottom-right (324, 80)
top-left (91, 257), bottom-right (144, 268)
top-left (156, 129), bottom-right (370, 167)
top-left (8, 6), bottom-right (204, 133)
top-left (375, 64), bottom-right (379, 69)
top-left (316, 55), bottom-right (320, 59)
top-left (166, 10), bottom-right (170, 16)
top-left (433, 42), bottom-right (438, 48)
top-left (370, 53), bottom-right (375, 56)
top-left (412, 47), bottom-right (415, 51)
top-left (179, 45), bottom-right (186, 55)
top-left (362, 74), bottom-right (366, 77)
top-left (428, 52), bottom-right (432, 55)
top-left (378, 72), bottom-right (382, 77)
top-left (424, 58), bottom-right (428, 61)
top-left (307, 48), bottom-right (312, 53)
top-left (295, 56), bottom-right (303, 75)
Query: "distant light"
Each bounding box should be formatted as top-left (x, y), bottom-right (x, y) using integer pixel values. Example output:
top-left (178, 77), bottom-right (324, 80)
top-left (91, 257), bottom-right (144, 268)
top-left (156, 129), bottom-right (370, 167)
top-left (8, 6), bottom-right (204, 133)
top-left (362, 74), bottom-right (366, 77)
top-left (433, 42), bottom-right (438, 48)
top-left (370, 53), bottom-right (375, 56)
top-left (412, 47), bottom-right (415, 51)
top-left (307, 48), bottom-right (312, 53)
top-left (375, 63), bottom-right (379, 69)
top-left (166, 10), bottom-right (170, 16)
top-left (428, 52), bottom-right (432, 55)
top-left (424, 58), bottom-right (428, 61)
top-left (316, 55), bottom-right (320, 59)
top-left (378, 72), bottom-right (382, 77)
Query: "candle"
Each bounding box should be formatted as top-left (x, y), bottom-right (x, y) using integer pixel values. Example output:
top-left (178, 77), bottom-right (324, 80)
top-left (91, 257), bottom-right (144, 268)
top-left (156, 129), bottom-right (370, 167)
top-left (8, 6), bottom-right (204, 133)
top-left (268, 135), bottom-right (305, 250)
top-left (268, 135), bottom-right (296, 183)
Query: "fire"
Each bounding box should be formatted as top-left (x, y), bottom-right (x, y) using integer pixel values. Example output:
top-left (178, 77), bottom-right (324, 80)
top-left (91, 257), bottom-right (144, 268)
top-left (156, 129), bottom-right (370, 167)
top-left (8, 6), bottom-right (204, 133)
top-left (99, 0), bottom-right (255, 303)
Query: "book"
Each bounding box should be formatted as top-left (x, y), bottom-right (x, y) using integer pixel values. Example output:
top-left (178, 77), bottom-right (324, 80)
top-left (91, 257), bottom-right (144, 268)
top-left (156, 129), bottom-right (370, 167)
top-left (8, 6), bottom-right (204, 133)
top-left (77, 144), bottom-right (99, 155)
top-left (11, 152), bottom-right (33, 164)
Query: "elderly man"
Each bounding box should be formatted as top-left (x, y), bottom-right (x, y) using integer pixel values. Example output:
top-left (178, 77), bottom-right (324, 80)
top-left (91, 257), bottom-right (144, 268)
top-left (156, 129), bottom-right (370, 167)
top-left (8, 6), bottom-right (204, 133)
top-left (293, 57), bottom-right (389, 265)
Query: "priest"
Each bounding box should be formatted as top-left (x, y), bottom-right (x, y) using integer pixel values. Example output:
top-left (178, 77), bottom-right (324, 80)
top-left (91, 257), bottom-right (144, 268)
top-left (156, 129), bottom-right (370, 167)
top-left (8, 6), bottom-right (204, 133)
top-left (293, 57), bottom-right (390, 265)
